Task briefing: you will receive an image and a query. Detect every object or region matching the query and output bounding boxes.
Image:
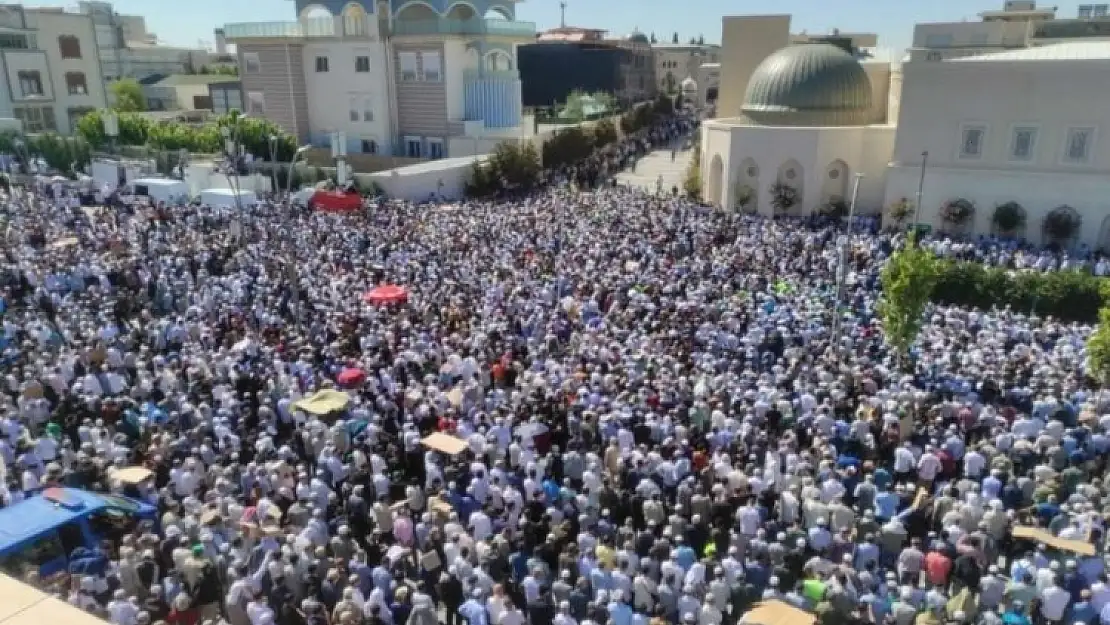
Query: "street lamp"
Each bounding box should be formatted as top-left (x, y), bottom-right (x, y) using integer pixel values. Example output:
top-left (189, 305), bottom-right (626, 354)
top-left (220, 123), bottom-right (244, 212)
top-left (284, 145), bottom-right (312, 198)
top-left (267, 134), bottom-right (278, 196)
top-left (912, 150), bottom-right (928, 239)
top-left (831, 172), bottom-right (865, 349)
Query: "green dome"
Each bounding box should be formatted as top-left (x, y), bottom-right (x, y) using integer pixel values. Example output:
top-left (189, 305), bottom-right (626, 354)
top-left (742, 43), bottom-right (873, 126)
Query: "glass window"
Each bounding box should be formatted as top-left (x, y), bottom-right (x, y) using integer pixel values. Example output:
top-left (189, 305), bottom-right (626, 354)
top-left (247, 91), bottom-right (265, 116)
top-left (14, 106), bottom-right (55, 133)
top-left (421, 51), bottom-right (441, 82)
top-left (924, 33), bottom-right (954, 48)
top-left (405, 137), bottom-right (421, 158)
top-left (349, 96), bottom-right (359, 122)
top-left (315, 56), bottom-right (329, 72)
top-left (362, 98), bottom-right (373, 122)
top-left (428, 139), bottom-right (443, 159)
top-left (65, 72), bottom-right (88, 95)
top-left (1065, 127), bottom-right (1094, 162)
top-left (243, 52), bottom-right (261, 73)
top-left (58, 35), bottom-right (82, 59)
top-left (17, 71), bottom-right (43, 97)
top-left (959, 125), bottom-right (985, 159)
top-left (0, 532), bottom-right (65, 576)
top-left (1010, 127), bottom-right (1036, 161)
top-left (398, 52), bottom-right (418, 81)
top-left (355, 55), bottom-right (370, 72)
top-left (0, 33), bottom-right (29, 50)
top-left (360, 139), bottom-right (377, 154)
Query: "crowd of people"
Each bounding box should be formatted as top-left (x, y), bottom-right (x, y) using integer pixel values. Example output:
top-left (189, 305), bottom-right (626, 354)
top-left (0, 111), bottom-right (1108, 625)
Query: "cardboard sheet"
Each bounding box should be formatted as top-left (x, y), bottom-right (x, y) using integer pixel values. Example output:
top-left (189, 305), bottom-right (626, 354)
top-left (291, 389), bottom-right (351, 415)
top-left (741, 600), bottom-right (817, 625)
top-left (1011, 525), bottom-right (1096, 556)
top-left (115, 466), bottom-right (154, 485)
top-left (421, 432), bottom-right (468, 455)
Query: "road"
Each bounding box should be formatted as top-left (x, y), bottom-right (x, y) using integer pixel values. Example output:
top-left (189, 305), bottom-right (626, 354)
top-left (615, 143), bottom-right (694, 195)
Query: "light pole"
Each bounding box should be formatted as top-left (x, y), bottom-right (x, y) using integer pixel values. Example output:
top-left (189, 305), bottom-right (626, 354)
top-left (831, 172), bottom-right (864, 349)
top-left (912, 150), bottom-right (928, 237)
top-left (267, 134), bottom-right (278, 196)
top-left (284, 145), bottom-right (311, 198)
top-left (220, 123), bottom-right (243, 212)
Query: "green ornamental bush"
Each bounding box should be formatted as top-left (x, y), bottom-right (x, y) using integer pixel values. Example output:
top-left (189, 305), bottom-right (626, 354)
top-left (930, 261), bottom-right (1106, 323)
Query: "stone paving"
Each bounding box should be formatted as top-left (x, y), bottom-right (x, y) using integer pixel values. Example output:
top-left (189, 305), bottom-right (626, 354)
top-left (615, 143), bottom-right (694, 194)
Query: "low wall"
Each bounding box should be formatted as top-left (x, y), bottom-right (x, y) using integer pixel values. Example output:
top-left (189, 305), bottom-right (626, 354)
top-left (302, 149), bottom-right (423, 173)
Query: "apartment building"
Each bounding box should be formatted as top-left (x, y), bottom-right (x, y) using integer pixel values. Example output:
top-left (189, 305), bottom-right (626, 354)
top-left (77, 1), bottom-right (213, 82)
top-left (0, 4), bottom-right (108, 135)
top-left (910, 0), bottom-right (1110, 62)
top-left (652, 42), bottom-right (719, 94)
top-left (225, 0), bottom-right (536, 160)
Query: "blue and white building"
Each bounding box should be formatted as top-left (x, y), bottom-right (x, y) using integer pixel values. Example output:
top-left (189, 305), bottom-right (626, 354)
top-left (223, 0), bottom-right (536, 159)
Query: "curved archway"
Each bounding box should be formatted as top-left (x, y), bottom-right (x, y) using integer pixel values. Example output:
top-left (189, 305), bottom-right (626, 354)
top-left (395, 1), bottom-right (438, 20)
top-left (821, 159), bottom-right (849, 204)
top-left (445, 1), bottom-right (479, 20)
top-left (774, 159), bottom-right (804, 216)
top-left (733, 157), bottom-right (758, 213)
top-left (707, 154), bottom-right (724, 208)
top-left (341, 2), bottom-right (368, 35)
top-left (299, 3), bottom-right (332, 18)
top-left (485, 4), bottom-right (514, 20)
top-left (484, 49), bottom-right (513, 72)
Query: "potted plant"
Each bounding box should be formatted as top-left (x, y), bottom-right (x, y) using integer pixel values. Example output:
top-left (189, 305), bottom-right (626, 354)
top-left (734, 183), bottom-right (755, 213)
top-left (818, 196), bottom-right (849, 219)
top-left (992, 201), bottom-right (1026, 235)
top-left (769, 181), bottom-right (798, 215)
top-left (940, 198), bottom-right (975, 226)
top-left (888, 197), bottom-right (913, 225)
top-left (1043, 205), bottom-right (1081, 242)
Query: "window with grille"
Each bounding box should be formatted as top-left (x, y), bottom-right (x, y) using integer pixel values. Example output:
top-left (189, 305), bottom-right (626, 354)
top-left (14, 106), bottom-right (56, 132)
top-left (58, 35), bottom-right (82, 59)
top-left (355, 56), bottom-right (370, 72)
top-left (421, 51), bottom-right (441, 81)
top-left (315, 56), bottom-right (329, 72)
top-left (65, 72), bottom-right (88, 95)
top-left (959, 125), bottom-right (986, 159)
top-left (1065, 127), bottom-right (1094, 163)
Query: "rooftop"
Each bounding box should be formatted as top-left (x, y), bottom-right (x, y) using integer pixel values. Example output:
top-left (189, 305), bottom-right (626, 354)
top-left (950, 40), bottom-right (1110, 61)
top-left (148, 74), bottom-right (238, 87)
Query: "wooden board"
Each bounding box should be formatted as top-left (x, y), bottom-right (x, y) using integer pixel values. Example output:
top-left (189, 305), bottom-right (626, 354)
top-left (114, 466), bottom-right (154, 485)
top-left (421, 432), bottom-right (468, 455)
top-left (1011, 525), bottom-right (1096, 557)
top-left (742, 600), bottom-right (817, 625)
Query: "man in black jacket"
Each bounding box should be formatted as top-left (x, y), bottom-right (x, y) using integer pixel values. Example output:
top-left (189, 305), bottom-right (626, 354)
top-left (438, 570), bottom-right (464, 625)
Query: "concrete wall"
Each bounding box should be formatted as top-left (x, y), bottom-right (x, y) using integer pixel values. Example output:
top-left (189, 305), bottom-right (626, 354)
top-left (393, 42), bottom-right (448, 141)
top-left (237, 42), bottom-right (310, 142)
top-left (702, 121), bottom-right (895, 214)
top-left (885, 55), bottom-right (1110, 244)
top-left (716, 15), bottom-right (791, 119)
top-left (302, 40), bottom-right (392, 154)
top-left (26, 9), bottom-right (108, 134)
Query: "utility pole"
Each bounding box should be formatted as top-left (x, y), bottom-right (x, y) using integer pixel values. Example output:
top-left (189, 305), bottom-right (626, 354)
top-left (559, 1), bottom-right (567, 28)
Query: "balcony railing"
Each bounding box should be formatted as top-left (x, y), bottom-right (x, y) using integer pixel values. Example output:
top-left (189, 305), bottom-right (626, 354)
top-left (392, 17), bottom-right (535, 37)
top-left (223, 15), bottom-right (372, 40)
top-left (463, 69), bottom-right (520, 81)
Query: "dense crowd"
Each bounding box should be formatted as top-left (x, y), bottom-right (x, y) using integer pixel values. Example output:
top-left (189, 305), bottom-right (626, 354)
top-left (0, 115), bottom-right (1108, 625)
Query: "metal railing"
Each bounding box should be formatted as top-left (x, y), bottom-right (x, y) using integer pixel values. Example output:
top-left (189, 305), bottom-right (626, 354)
top-left (223, 15), bottom-right (372, 39)
top-left (463, 69), bottom-right (520, 81)
top-left (392, 17), bottom-right (535, 37)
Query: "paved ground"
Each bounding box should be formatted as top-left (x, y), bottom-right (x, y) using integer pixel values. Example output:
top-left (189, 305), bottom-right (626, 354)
top-left (616, 143), bottom-right (694, 194)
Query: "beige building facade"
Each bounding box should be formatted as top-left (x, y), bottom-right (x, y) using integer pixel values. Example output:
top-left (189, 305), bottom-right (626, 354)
top-left (651, 43), bottom-right (718, 94)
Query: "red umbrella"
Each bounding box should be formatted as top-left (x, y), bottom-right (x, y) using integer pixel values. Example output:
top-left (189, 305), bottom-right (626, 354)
top-left (363, 284), bottom-right (409, 305)
top-left (337, 367), bottom-right (366, 386)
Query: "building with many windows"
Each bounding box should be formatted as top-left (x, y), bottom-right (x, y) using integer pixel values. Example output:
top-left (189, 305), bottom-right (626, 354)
top-left (884, 41), bottom-right (1110, 248)
top-left (0, 4), bottom-right (108, 135)
top-left (224, 0), bottom-right (536, 160)
top-left (519, 27), bottom-right (655, 108)
top-left (651, 42), bottom-right (718, 95)
top-left (76, 1), bottom-right (215, 82)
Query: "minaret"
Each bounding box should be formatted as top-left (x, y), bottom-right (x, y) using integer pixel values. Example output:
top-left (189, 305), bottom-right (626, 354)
top-left (559, 1), bottom-right (567, 28)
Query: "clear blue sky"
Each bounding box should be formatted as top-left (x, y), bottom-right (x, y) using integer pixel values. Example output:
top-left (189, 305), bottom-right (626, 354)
top-left (27, 0), bottom-right (1089, 51)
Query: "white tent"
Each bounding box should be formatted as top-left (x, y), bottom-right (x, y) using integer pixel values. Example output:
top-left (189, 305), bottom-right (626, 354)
top-left (131, 178), bottom-right (189, 205)
top-left (199, 187), bottom-right (257, 208)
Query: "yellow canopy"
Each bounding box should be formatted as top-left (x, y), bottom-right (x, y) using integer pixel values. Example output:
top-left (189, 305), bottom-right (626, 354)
top-left (291, 389), bottom-right (351, 415)
top-left (421, 432), bottom-right (468, 455)
top-left (114, 466), bottom-right (154, 485)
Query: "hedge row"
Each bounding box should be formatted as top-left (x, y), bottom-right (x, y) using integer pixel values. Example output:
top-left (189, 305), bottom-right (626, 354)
top-left (930, 261), bottom-right (1106, 323)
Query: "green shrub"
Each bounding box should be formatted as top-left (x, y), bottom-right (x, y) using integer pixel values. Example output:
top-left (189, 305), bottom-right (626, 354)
top-left (930, 261), bottom-right (1106, 323)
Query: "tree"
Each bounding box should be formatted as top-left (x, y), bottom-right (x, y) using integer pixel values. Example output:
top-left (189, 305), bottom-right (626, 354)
top-left (1043, 206), bottom-right (1081, 242)
top-left (653, 93), bottom-right (673, 116)
top-left (992, 201), bottom-right (1026, 235)
top-left (888, 197), bottom-right (913, 227)
top-left (769, 181), bottom-right (798, 214)
top-left (683, 147), bottom-right (700, 200)
top-left (591, 118), bottom-right (618, 148)
top-left (542, 127), bottom-right (594, 168)
top-left (1087, 285), bottom-right (1110, 383)
top-left (110, 78), bottom-right (147, 112)
top-left (734, 183), bottom-right (754, 213)
top-left (878, 232), bottom-right (942, 366)
top-left (672, 32), bottom-right (679, 44)
top-left (819, 197), bottom-right (848, 219)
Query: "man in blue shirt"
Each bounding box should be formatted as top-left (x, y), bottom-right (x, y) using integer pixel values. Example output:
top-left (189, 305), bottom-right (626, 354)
top-left (459, 589), bottom-right (489, 625)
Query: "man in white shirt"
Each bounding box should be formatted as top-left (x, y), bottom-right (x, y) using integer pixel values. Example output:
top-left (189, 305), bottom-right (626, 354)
top-left (1039, 581), bottom-right (1069, 623)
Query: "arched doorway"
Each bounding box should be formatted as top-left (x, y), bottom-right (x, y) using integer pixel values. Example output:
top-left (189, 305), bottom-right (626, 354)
top-left (733, 157), bottom-right (758, 213)
top-left (773, 159), bottom-right (804, 216)
top-left (707, 154), bottom-right (724, 208)
top-left (821, 159), bottom-right (849, 205)
top-left (445, 1), bottom-right (478, 20)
